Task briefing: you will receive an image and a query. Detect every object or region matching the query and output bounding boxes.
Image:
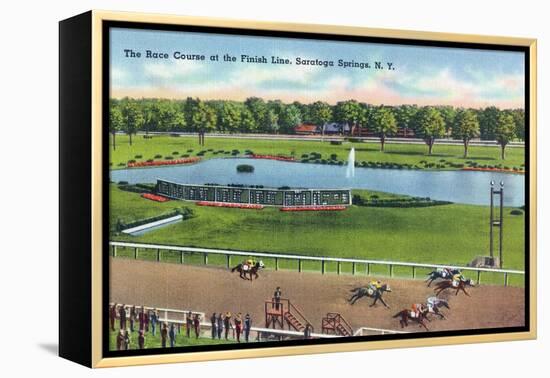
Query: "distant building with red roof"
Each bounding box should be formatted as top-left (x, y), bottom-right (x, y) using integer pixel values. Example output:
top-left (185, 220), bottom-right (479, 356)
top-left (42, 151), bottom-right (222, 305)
top-left (294, 124), bottom-right (319, 135)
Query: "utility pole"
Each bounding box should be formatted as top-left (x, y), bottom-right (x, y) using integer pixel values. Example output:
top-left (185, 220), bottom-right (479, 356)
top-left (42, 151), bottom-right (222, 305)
top-left (489, 181), bottom-right (504, 268)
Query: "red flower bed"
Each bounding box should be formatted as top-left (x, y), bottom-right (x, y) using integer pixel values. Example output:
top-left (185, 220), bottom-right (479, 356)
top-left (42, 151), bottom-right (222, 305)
top-left (128, 157), bottom-right (201, 168)
top-left (280, 205), bottom-right (347, 212)
top-left (250, 154), bottom-right (295, 162)
top-left (196, 201), bottom-right (264, 210)
top-left (141, 193), bottom-right (170, 202)
top-left (462, 167), bottom-right (524, 174)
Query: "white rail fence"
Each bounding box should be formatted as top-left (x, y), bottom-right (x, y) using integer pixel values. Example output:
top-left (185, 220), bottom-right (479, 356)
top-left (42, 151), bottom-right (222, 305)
top-left (109, 241), bottom-right (524, 286)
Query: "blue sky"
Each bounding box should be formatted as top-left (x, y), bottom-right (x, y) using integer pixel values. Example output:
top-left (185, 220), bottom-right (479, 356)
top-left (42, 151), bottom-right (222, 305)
top-left (110, 27), bottom-right (525, 108)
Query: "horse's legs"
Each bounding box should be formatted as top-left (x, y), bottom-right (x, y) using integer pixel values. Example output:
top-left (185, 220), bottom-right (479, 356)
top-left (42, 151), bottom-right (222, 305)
top-left (378, 296), bottom-right (389, 308)
top-left (349, 294), bottom-right (358, 305)
top-left (461, 286), bottom-right (470, 297)
top-left (370, 296), bottom-right (378, 307)
top-left (434, 308), bottom-right (445, 320)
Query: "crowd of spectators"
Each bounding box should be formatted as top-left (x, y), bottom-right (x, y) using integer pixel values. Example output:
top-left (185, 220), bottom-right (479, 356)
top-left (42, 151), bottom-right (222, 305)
top-left (110, 303), bottom-right (254, 350)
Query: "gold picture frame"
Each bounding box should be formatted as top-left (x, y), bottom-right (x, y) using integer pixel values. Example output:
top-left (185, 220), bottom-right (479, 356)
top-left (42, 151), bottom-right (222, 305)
top-left (59, 10), bottom-right (537, 368)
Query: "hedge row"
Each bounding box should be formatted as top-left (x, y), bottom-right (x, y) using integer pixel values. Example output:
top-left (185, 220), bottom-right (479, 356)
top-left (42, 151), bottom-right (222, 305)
top-left (352, 194), bottom-right (452, 208)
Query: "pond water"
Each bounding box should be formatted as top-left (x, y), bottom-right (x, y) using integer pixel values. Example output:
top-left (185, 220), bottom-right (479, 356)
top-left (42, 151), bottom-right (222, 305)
top-left (110, 158), bottom-right (525, 206)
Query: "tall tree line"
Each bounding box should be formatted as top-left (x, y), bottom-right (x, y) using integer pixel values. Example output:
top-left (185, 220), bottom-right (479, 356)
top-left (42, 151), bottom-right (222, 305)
top-left (109, 97), bottom-right (525, 158)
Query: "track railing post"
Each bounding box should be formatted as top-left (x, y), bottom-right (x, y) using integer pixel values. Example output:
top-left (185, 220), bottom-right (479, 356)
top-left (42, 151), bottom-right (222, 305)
top-left (322, 260), bottom-right (326, 274)
top-left (337, 262), bottom-right (341, 275)
top-left (275, 258), bottom-right (279, 271)
top-left (134, 248), bottom-right (138, 259)
top-left (180, 251), bottom-right (184, 264)
top-left (298, 259), bottom-right (302, 273)
top-left (204, 253), bottom-right (208, 265)
top-left (157, 248), bottom-right (161, 262)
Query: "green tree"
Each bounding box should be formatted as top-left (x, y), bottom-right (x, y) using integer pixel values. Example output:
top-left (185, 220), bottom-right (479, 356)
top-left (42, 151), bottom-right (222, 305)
top-left (109, 100), bottom-right (123, 150)
top-left (263, 109), bottom-right (279, 134)
top-left (161, 102), bottom-right (186, 131)
top-left (334, 100), bottom-right (362, 135)
top-left (494, 113), bottom-right (517, 159)
top-left (413, 106), bottom-right (446, 155)
top-left (510, 109), bottom-right (525, 141)
top-left (369, 106), bottom-right (397, 151)
top-left (394, 104), bottom-right (418, 137)
top-left (239, 108), bottom-right (256, 133)
top-left (278, 104), bottom-right (302, 134)
top-left (451, 109), bottom-right (480, 158)
top-left (121, 99), bottom-right (144, 146)
top-left (141, 101), bottom-right (160, 134)
top-left (245, 97), bottom-right (267, 133)
top-left (191, 101), bottom-right (217, 133)
top-left (437, 105), bottom-right (457, 137)
top-left (479, 106), bottom-right (500, 140)
top-left (219, 102), bottom-right (241, 133)
top-left (309, 101), bottom-right (333, 137)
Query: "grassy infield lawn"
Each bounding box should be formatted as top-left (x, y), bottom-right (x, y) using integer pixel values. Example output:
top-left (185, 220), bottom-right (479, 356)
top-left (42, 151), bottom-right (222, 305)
top-left (109, 135), bottom-right (526, 287)
top-left (109, 327), bottom-right (235, 350)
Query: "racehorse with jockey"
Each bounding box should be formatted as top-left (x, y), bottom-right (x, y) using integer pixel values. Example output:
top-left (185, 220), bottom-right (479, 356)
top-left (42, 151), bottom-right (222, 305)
top-left (425, 267), bottom-right (462, 287)
top-left (231, 259), bottom-right (265, 281)
top-left (348, 280), bottom-right (392, 308)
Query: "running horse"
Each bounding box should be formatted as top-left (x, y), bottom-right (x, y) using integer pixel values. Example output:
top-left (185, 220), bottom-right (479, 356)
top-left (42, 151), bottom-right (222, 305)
top-left (231, 260), bottom-right (265, 281)
top-left (434, 278), bottom-right (475, 297)
top-left (425, 268), bottom-right (461, 287)
top-left (348, 284), bottom-right (392, 308)
top-left (425, 297), bottom-right (450, 320)
top-left (393, 305), bottom-right (430, 331)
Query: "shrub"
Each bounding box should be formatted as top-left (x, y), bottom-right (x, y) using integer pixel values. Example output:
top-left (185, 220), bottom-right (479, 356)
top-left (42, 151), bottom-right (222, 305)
top-left (127, 159), bottom-right (136, 164)
top-left (117, 181), bottom-right (129, 185)
top-left (236, 164), bottom-right (254, 173)
top-left (165, 156), bottom-right (173, 160)
top-left (510, 209), bottom-right (523, 215)
top-left (154, 154), bottom-right (162, 159)
top-left (172, 151), bottom-right (179, 155)
top-left (135, 155), bottom-right (143, 159)
top-left (330, 154), bottom-right (338, 160)
top-left (301, 154), bottom-right (309, 158)
top-left (330, 141), bottom-right (342, 145)
top-left (187, 149), bottom-right (194, 152)
top-left (181, 154), bottom-right (190, 158)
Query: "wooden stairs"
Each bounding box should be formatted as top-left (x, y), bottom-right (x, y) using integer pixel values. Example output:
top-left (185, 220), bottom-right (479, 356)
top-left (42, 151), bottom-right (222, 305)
top-left (321, 313), bottom-right (353, 336)
top-left (265, 298), bottom-right (312, 333)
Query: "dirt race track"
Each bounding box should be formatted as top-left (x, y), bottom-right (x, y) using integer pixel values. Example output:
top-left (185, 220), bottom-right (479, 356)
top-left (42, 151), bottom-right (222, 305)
top-left (110, 258), bottom-right (525, 333)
